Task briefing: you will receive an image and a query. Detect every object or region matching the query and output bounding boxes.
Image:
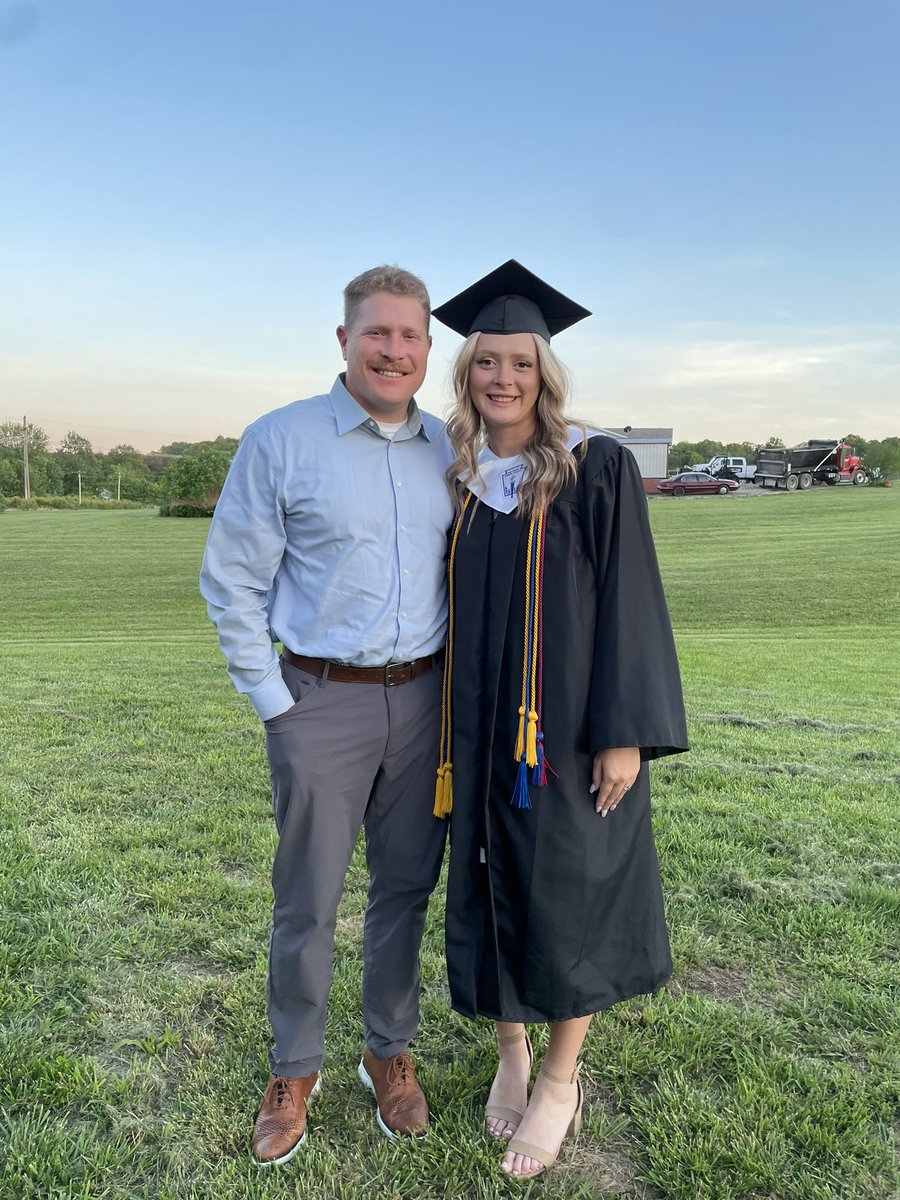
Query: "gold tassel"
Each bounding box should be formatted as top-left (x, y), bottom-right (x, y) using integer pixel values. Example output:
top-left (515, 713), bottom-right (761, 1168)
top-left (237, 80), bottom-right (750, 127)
top-left (442, 766), bottom-right (453, 816)
top-left (433, 763), bottom-right (449, 817)
top-left (526, 709), bottom-right (538, 767)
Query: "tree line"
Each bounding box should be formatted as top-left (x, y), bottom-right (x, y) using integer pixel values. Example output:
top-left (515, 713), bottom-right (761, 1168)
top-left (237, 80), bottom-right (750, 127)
top-left (0, 423), bottom-right (238, 504)
top-left (3, 423), bottom-right (899, 505)
top-left (669, 434), bottom-right (900, 479)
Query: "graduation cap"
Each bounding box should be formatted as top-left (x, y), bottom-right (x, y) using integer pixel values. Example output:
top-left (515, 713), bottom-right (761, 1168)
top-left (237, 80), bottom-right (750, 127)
top-left (432, 259), bottom-right (591, 343)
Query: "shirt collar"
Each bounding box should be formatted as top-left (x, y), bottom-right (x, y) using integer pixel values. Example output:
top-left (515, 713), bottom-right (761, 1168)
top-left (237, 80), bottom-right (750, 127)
top-left (329, 375), bottom-right (429, 440)
top-left (464, 426), bottom-right (598, 514)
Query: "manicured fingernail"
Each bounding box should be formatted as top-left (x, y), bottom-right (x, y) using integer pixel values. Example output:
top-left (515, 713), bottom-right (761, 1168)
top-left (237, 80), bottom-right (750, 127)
top-left (589, 784), bottom-right (597, 794)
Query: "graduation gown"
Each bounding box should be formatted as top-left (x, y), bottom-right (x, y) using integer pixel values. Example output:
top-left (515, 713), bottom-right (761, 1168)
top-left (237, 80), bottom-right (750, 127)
top-left (445, 435), bottom-right (689, 1022)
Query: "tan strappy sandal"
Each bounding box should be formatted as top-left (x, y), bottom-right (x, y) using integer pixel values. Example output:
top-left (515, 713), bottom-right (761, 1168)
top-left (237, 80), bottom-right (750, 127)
top-left (502, 1063), bottom-right (583, 1179)
top-left (484, 1028), bottom-right (534, 1140)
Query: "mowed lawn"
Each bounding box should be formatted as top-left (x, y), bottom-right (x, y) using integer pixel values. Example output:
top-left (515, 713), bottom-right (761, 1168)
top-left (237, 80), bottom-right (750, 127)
top-left (1, 488), bottom-right (898, 1200)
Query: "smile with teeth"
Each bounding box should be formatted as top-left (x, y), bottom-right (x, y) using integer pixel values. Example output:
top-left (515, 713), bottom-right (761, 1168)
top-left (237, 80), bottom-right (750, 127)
top-left (488, 394), bottom-right (519, 404)
top-left (375, 368), bottom-right (406, 378)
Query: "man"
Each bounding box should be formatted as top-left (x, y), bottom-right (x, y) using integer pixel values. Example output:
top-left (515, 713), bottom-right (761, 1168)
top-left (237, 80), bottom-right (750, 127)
top-left (200, 266), bottom-right (453, 1164)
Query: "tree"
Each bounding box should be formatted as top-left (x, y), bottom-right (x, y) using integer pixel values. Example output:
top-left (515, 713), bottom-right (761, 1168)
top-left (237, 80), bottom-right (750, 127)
top-left (669, 439), bottom-right (728, 470)
top-left (55, 431), bottom-right (100, 496)
top-left (861, 437), bottom-right (900, 480)
top-left (143, 453), bottom-right (180, 481)
top-left (0, 420), bottom-right (50, 452)
top-left (57, 431), bottom-right (95, 458)
top-left (724, 441), bottom-right (758, 459)
top-left (98, 445), bottom-right (159, 502)
top-left (0, 421), bottom-right (54, 496)
top-left (764, 436), bottom-right (785, 448)
top-left (104, 443), bottom-right (149, 470)
top-left (109, 466), bottom-right (159, 503)
top-left (27, 456), bottom-right (64, 495)
top-left (156, 435), bottom-right (240, 457)
top-left (160, 448), bottom-right (232, 506)
top-left (0, 458), bottom-right (17, 495)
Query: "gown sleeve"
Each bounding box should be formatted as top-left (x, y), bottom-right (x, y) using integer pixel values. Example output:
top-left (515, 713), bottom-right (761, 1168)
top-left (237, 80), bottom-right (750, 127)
top-left (584, 441), bottom-right (689, 760)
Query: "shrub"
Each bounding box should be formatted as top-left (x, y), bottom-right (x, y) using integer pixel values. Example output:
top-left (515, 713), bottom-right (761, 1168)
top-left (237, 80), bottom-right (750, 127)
top-left (78, 497), bottom-right (144, 510)
top-left (3, 495), bottom-right (145, 510)
top-left (159, 449), bottom-right (230, 506)
top-left (158, 502), bottom-right (215, 518)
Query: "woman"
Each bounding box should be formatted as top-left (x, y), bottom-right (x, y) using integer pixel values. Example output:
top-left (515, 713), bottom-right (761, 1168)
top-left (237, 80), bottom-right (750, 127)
top-left (431, 261), bottom-right (688, 1180)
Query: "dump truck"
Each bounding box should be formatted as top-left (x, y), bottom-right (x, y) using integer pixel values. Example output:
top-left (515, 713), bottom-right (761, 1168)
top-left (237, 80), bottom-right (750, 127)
top-left (754, 440), bottom-right (868, 490)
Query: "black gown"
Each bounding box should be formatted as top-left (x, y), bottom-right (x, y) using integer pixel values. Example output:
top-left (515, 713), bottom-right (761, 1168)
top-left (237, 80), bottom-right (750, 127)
top-left (445, 436), bottom-right (689, 1022)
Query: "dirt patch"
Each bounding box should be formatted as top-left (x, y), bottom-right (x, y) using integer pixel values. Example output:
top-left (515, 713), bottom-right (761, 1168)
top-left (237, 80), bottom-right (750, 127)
top-left (168, 955), bottom-right (233, 981)
top-left (708, 713), bottom-right (875, 735)
top-left (672, 964), bottom-right (752, 1005)
top-left (711, 713), bottom-right (768, 729)
top-left (565, 1144), bottom-right (663, 1197)
top-left (220, 863), bottom-right (255, 886)
top-left (781, 716), bottom-right (875, 734)
top-left (870, 863), bottom-right (900, 885)
top-left (337, 912), bottom-right (364, 932)
top-left (751, 762), bottom-right (822, 778)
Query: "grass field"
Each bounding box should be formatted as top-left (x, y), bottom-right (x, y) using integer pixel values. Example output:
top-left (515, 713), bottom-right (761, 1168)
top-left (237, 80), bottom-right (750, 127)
top-left (1, 488), bottom-right (898, 1200)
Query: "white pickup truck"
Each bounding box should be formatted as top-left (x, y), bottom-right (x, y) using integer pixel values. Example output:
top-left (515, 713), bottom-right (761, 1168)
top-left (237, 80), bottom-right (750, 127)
top-left (691, 455), bottom-right (757, 481)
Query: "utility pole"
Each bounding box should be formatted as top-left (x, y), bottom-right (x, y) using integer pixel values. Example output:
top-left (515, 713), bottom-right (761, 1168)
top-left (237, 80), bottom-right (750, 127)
top-left (22, 415), bottom-right (31, 499)
top-left (77, 470), bottom-right (82, 505)
top-left (117, 470), bottom-right (122, 501)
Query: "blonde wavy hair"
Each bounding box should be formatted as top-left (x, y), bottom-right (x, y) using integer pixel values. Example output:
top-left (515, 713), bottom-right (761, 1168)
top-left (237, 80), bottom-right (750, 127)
top-left (446, 333), bottom-right (585, 519)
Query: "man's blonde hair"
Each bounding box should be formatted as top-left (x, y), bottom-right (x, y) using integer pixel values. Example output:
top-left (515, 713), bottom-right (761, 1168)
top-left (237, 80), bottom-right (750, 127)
top-left (343, 265), bottom-right (431, 331)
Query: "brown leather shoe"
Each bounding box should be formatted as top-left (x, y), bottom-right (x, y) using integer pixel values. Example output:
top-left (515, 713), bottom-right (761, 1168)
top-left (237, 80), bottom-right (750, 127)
top-left (358, 1051), bottom-right (429, 1139)
top-left (251, 1072), bottom-right (320, 1165)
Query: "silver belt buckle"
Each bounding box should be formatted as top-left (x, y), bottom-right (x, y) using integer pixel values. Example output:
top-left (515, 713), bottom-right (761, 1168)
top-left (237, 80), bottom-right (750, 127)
top-left (385, 661), bottom-right (413, 687)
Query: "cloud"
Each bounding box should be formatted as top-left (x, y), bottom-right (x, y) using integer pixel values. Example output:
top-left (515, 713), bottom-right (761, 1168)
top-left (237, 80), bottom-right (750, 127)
top-left (569, 323), bottom-right (900, 443)
top-left (4, 322), bottom-right (898, 453)
top-left (653, 336), bottom-right (894, 389)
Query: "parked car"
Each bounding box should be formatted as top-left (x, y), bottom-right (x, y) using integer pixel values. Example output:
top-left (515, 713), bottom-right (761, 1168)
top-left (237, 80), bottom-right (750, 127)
top-left (657, 472), bottom-right (740, 497)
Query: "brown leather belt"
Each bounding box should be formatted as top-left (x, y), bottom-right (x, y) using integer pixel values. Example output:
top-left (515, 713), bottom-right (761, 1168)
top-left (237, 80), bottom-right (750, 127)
top-left (282, 647), bottom-right (436, 687)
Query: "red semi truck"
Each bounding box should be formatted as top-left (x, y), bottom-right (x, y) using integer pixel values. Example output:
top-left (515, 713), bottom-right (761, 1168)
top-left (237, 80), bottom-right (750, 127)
top-left (754, 440), bottom-right (868, 491)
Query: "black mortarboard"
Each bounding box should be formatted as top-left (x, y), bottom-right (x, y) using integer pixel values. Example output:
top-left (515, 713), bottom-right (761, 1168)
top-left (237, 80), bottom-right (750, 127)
top-left (432, 259), bottom-right (591, 343)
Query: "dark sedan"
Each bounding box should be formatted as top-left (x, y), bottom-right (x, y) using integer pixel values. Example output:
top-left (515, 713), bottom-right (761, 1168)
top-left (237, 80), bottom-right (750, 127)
top-left (657, 472), bottom-right (740, 496)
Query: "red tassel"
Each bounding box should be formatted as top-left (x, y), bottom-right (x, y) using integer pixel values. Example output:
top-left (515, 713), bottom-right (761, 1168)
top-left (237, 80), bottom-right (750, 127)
top-left (530, 732), bottom-right (547, 786)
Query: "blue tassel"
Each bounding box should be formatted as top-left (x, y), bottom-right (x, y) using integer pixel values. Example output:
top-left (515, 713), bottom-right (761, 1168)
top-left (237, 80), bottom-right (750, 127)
top-left (530, 733), bottom-right (547, 787)
top-left (510, 758), bottom-right (532, 809)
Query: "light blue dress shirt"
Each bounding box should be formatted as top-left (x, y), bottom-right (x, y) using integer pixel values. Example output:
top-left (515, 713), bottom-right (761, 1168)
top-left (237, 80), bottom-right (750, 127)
top-left (200, 376), bottom-right (455, 721)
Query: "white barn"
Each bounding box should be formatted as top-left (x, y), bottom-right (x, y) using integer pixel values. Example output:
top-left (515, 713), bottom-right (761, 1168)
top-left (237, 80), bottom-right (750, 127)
top-left (594, 427), bottom-right (673, 494)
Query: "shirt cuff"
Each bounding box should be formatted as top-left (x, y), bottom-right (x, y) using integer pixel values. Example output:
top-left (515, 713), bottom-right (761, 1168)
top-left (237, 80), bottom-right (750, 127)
top-left (249, 677), bottom-right (296, 722)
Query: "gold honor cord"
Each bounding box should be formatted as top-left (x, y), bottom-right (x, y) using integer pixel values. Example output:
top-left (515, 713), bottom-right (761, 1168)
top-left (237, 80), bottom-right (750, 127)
top-left (511, 508), bottom-right (546, 808)
top-left (514, 511), bottom-right (539, 764)
top-left (433, 492), bottom-right (473, 818)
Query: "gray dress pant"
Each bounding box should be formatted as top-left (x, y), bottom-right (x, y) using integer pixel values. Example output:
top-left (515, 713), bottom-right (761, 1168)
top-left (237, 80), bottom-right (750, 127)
top-left (264, 657), bottom-right (447, 1077)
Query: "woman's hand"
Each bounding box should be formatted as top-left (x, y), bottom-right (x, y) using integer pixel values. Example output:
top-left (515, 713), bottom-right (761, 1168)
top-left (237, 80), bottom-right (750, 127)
top-left (590, 747), bottom-right (640, 816)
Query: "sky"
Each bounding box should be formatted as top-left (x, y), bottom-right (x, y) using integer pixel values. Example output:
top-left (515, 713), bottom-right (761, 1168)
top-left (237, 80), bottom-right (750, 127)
top-left (1, 0), bottom-right (898, 452)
